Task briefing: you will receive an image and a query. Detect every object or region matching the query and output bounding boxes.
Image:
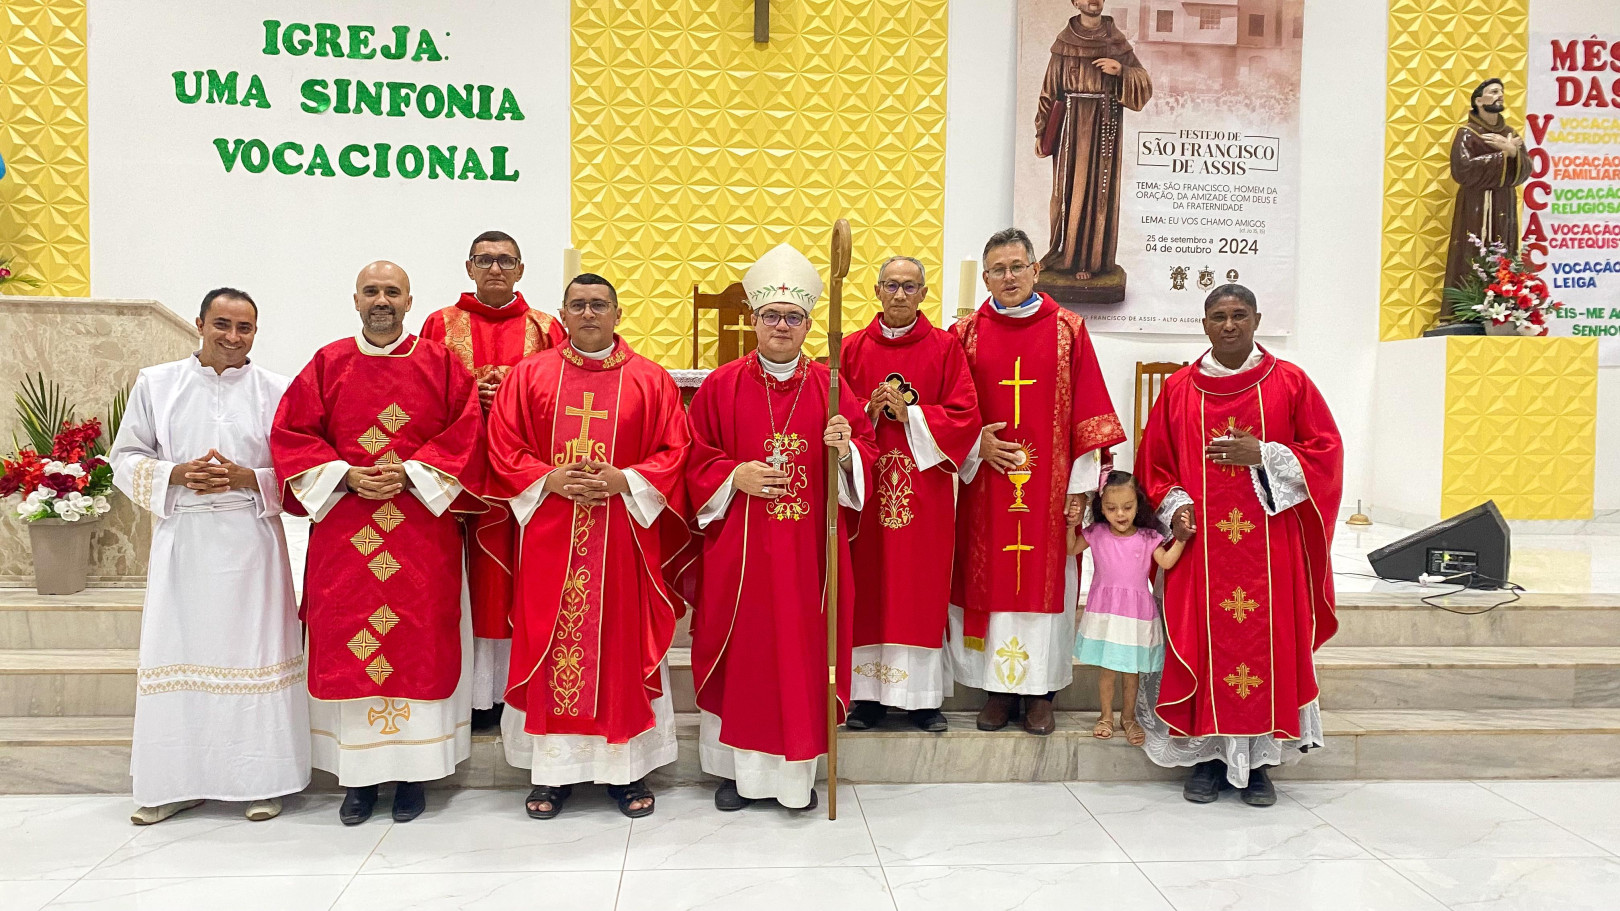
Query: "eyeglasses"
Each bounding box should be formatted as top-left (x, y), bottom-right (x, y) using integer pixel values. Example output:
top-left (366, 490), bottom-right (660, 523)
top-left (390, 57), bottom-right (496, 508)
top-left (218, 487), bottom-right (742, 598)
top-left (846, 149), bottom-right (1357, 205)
top-left (879, 281), bottom-right (925, 296)
top-left (563, 300), bottom-right (614, 315)
top-left (757, 310), bottom-right (806, 328)
top-left (986, 263), bottom-right (1032, 279)
top-left (470, 254), bottom-right (521, 271)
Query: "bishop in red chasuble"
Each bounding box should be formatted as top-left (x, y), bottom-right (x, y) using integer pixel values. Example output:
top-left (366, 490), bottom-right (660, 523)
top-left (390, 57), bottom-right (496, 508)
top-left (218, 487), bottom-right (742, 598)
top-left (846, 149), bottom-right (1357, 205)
top-left (419, 230), bottom-right (566, 720)
top-left (840, 256), bottom-right (980, 731)
top-left (947, 229), bottom-right (1126, 737)
top-left (683, 243), bottom-right (877, 811)
top-left (272, 262), bottom-right (485, 825)
top-left (1135, 285), bottom-right (1342, 806)
top-left (485, 274), bottom-right (690, 819)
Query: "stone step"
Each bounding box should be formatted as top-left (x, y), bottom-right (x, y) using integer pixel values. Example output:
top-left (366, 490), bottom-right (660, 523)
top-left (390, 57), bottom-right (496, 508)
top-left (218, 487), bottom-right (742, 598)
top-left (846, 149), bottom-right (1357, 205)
top-left (6, 707), bottom-right (1620, 794)
top-left (6, 591), bottom-right (1618, 656)
top-left (1330, 593), bottom-right (1620, 647)
top-left (8, 644), bottom-right (1620, 718)
top-left (0, 589), bottom-right (144, 649)
top-left (0, 649), bottom-right (137, 716)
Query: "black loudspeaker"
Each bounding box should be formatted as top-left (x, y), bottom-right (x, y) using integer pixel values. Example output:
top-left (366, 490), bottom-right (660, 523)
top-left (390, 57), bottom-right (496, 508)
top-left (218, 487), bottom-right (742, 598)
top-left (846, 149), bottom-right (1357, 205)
top-left (1367, 500), bottom-right (1511, 588)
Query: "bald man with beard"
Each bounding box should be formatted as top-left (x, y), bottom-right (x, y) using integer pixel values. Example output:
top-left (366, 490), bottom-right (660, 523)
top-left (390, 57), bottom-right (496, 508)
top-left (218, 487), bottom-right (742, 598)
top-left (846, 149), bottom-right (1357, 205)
top-left (273, 262), bottom-right (487, 825)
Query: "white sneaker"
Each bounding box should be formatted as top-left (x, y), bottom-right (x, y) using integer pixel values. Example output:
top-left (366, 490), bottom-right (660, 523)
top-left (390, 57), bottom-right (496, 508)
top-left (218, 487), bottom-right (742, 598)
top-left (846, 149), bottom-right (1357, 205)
top-left (130, 799), bottom-right (203, 825)
top-left (245, 798), bottom-right (283, 821)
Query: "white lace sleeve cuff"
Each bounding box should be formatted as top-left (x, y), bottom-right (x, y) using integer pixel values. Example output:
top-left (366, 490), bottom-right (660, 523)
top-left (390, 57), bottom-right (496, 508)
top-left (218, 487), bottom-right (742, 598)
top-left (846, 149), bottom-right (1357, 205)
top-left (1157, 487), bottom-right (1194, 529)
top-left (904, 406), bottom-right (948, 472)
top-left (696, 468), bottom-right (739, 529)
top-left (288, 461), bottom-right (349, 522)
top-left (621, 468), bottom-right (667, 529)
top-left (405, 460), bottom-right (463, 517)
top-left (1252, 441), bottom-right (1308, 516)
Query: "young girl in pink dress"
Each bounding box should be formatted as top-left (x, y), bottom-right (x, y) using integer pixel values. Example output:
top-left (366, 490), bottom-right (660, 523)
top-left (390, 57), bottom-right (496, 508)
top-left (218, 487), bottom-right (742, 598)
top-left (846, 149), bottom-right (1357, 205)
top-left (1068, 470), bottom-right (1188, 745)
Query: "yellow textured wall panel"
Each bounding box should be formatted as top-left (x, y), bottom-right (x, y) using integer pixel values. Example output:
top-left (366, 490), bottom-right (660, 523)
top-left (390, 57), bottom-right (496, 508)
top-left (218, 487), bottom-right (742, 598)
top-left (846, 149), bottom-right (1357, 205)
top-left (0, 0), bottom-right (89, 296)
top-left (572, 0), bottom-right (949, 367)
top-left (1442, 337), bottom-right (1597, 520)
top-left (1382, 0), bottom-right (1528, 341)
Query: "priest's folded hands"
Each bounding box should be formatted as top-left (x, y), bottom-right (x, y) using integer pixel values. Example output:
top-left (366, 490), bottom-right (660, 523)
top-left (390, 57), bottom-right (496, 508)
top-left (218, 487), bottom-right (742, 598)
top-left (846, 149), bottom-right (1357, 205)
top-left (543, 459), bottom-right (630, 505)
top-left (343, 464), bottom-right (407, 500)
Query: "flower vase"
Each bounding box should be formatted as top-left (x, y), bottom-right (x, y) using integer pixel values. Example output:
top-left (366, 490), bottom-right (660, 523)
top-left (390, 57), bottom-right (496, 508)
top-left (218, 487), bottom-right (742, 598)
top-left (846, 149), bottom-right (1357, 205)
top-left (28, 516), bottom-right (100, 595)
top-left (1484, 321), bottom-right (1519, 336)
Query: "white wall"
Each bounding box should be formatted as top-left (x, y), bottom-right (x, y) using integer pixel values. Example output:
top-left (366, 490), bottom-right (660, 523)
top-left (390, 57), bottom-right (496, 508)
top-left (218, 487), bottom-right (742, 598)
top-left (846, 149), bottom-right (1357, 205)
top-left (87, 1), bottom-right (573, 378)
top-left (942, 0), bottom-right (1384, 510)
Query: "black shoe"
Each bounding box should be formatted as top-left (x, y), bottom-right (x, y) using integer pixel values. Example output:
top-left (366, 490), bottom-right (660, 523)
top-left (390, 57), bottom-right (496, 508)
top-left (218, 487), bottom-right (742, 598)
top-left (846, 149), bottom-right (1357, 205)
top-left (845, 700), bottom-right (887, 731)
top-left (908, 708), bottom-right (948, 732)
top-left (392, 781), bottom-right (427, 822)
top-left (1183, 760), bottom-right (1226, 804)
top-left (471, 704), bottom-right (504, 732)
top-left (714, 778), bottom-right (752, 812)
top-left (1240, 767), bottom-right (1277, 807)
top-left (339, 785), bottom-right (379, 826)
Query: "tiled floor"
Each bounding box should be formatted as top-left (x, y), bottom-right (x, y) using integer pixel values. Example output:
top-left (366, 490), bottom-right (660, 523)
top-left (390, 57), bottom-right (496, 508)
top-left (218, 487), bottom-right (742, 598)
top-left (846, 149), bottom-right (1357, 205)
top-left (4, 780), bottom-right (1620, 910)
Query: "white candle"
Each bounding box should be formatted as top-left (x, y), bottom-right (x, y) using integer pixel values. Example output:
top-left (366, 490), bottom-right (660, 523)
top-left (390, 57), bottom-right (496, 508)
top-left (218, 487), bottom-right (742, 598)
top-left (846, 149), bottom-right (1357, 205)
top-left (563, 247), bottom-right (582, 280)
top-left (956, 259), bottom-right (979, 318)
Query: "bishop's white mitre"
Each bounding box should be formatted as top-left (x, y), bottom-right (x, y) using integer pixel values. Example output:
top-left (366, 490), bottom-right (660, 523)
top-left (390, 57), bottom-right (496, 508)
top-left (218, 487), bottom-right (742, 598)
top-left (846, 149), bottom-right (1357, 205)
top-left (742, 242), bottom-right (823, 313)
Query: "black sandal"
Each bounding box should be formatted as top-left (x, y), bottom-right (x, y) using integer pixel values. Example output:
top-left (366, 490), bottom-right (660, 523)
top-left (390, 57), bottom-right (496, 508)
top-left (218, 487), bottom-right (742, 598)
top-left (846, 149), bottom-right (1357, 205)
top-left (525, 784), bottom-right (572, 819)
top-left (607, 779), bottom-right (656, 819)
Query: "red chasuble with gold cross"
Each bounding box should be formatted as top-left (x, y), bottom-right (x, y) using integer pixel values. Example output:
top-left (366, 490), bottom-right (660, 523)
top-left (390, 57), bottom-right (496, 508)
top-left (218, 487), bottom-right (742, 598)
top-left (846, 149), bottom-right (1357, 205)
top-left (680, 354), bottom-right (877, 761)
top-left (484, 341), bottom-right (691, 743)
top-left (841, 312), bottom-right (981, 648)
top-left (421, 292), bottom-right (566, 639)
top-left (1135, 348), bottom-right (1343, 738)
top-left (950, 295), bottom-right (1126, 646)
top-left (272, 335), bottom-right (485, 701)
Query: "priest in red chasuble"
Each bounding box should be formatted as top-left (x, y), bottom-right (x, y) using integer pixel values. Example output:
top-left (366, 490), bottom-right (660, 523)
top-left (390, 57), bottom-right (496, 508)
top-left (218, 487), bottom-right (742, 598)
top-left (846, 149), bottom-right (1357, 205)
top-left (840, 255), bottom-right (980, 733)
top-left (946, 227), bottom-right (1126, 737)
top-left (485, 273), bottom-right (690, 820)
top-left (272, 261), bottom-right (485, 826)
top-left (683, 243), bottom-right (877, 811)
top-left (1135, 284), bottom-right (1343, 808)
top-left (419, 230), bottom-right (566, 728)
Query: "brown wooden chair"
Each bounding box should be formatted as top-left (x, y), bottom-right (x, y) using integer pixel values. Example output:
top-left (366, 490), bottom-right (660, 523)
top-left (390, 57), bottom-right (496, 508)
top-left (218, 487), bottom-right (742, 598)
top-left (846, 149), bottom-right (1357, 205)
top-left (691, 282), bottom-right (755, 369)
top-left (1134, 361), bottom-right (1188, 450)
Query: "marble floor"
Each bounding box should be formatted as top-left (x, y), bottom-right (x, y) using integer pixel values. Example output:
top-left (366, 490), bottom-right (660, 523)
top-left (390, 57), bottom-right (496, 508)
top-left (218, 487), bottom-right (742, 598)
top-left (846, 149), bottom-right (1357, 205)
top-left (3, 780), bottom-right (1620, 910)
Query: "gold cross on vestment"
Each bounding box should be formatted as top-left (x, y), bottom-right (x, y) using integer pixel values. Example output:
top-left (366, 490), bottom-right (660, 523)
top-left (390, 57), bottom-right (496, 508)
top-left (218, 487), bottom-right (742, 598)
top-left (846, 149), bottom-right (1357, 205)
top-left (1221, 587), bottom-right (1259, 623)
top-left (999, 357), bottom-right (1036, 428)
top-left (1224, 663), bottom-right (1264, 699)
top-left (1216, 507), bottom-right (1255, 544)
top-left (1002, 522), bottom-right (1033, 592)
top-left (367, 698), bottom-right (411, 735)
top-left (995, 636), bottom-right (1030, 687)
top-left (566, 392), bottom-right (609, 439)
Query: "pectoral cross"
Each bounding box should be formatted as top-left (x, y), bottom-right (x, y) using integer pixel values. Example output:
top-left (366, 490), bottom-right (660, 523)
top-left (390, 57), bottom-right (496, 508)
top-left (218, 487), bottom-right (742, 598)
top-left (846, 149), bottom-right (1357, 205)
top-left (1224, 662), bottom-right (1264, 699)
top-left (1002, 521), bottom-right (1033, 592)
top-left (999, 357), bottom-right (1036, 429)
top-left (766, 442), bottom-right (790, 471)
